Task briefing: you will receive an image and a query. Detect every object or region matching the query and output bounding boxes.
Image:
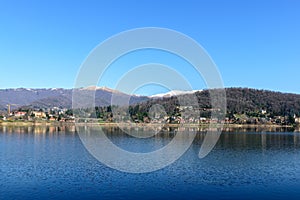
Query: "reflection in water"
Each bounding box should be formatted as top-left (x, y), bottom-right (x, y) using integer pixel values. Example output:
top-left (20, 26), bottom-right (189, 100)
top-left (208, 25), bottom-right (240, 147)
top-left (217, 131), bottom-right (300, 150)
top-left (222, 126), bottom-right (298, 133)
top-left (1, 125), bottom-right (300, 151)
top-left (1, 125), bottom-right (300, 199)
top-left (261, 132), bottom-right (266, 152)
top-left (0, 125), bottom-right (76, 135)
top-left (3, 124), bottom-right (297, 134)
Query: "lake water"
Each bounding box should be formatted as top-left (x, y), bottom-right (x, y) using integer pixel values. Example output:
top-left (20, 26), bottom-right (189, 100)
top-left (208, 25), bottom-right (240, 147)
top-left (1, 125), bottom-right (300, 200)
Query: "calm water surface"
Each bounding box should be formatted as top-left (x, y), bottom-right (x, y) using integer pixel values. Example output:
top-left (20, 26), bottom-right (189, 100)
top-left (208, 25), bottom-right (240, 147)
top-left (1, 125), bottom-right (300, 200)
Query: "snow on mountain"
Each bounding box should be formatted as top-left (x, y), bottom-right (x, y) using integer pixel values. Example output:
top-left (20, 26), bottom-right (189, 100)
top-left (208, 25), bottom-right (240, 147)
top-left (80, 86), bottom-right (120, 93)
top-left (150, 90), bottom-right (201, 98)
top-left (0, 86), bottom-right (149, 111)
top-left (79, 86), bottom-right (142, 97)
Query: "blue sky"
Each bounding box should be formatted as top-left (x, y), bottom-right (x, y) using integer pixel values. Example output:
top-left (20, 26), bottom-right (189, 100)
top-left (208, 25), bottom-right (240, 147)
top-left (0, 0), bottom-right (299, 95)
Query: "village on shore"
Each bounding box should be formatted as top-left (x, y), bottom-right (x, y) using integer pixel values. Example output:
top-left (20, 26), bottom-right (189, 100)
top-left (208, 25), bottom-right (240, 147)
top-left (0, 105), bottom-right (300, 127)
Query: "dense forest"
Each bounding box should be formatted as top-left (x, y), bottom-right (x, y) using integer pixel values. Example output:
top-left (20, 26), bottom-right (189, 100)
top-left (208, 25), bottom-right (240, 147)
top-left (123, 88), bottom-right (300, 124)
top-left (224, 88), bottom-right (300, 116)
top-left (75, 88), bottom-right (300, 124)
top-left (131, 88), bottom-right (300, 115)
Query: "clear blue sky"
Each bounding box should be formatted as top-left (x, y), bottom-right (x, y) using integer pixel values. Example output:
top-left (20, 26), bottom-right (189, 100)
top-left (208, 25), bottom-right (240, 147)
top-left (0, 0), bottom-right (299, 95)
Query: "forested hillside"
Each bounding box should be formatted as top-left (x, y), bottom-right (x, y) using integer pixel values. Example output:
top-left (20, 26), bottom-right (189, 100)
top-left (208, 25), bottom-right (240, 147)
top-left (127, 88), bottom-right (300, 123)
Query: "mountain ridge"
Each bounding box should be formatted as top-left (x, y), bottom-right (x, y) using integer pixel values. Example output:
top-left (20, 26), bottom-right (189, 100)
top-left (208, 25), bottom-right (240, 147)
top-left (1, 87), bottom-right (300, 117)
top-left (150, 90), bottom-right (202, 98)
top-left (0, 86), bottom-right (149, 111)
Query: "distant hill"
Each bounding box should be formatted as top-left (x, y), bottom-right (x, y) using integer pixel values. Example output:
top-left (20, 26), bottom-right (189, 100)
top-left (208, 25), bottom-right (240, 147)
top-left (0, 87), bottom-right (149, 111)
top-left (1, 87), bottom-right (300, 117)
top-left (136, 88), bottom-right (300, 117)
top-left (224, 88), bottom-right (300, 116)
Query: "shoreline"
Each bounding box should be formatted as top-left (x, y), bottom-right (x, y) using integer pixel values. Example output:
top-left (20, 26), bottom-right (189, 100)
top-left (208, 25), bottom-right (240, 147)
top-left (0, 121), bottom-right (297, 128)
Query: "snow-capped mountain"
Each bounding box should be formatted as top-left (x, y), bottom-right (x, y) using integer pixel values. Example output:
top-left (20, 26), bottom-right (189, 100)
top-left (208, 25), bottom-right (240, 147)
top-left (0, 86), bottom-right (149, 111)
top-left (150, 90), bottom-right (201, 98)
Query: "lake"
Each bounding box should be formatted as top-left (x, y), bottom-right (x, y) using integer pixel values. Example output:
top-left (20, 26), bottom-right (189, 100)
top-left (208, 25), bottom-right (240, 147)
top-left (1, 125), bottom-right (300, 200)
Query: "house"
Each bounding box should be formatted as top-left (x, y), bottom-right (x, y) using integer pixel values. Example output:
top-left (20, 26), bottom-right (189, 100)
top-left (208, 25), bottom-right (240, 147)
top-left (294, 114), bottom-right (300, 124)
top-left (199, 117), bottom-right (207, 123)
top-left (261, 109), bottom-right (267, 115)
top-left (32, 111), bottom-right (46, 118)
top-left (14, 111), bottom-right (27, 117)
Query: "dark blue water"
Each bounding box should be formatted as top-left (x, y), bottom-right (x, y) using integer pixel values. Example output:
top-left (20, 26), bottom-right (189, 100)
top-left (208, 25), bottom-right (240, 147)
top-left (1, 125), bottom-right (300, 200)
